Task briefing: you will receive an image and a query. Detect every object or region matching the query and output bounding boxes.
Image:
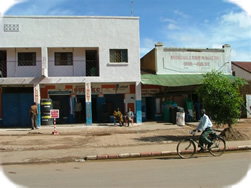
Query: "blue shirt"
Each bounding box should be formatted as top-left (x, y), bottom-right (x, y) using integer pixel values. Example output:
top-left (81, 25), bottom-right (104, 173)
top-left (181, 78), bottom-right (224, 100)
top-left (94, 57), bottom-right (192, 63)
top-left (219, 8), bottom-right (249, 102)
top-left (196, 114), bottom-right (213, 131)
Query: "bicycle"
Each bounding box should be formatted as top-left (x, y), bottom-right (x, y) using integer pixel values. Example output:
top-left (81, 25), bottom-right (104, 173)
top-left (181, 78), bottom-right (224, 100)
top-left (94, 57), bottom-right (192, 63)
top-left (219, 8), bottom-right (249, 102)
top-left (177, 130), bottom-right (226, 159)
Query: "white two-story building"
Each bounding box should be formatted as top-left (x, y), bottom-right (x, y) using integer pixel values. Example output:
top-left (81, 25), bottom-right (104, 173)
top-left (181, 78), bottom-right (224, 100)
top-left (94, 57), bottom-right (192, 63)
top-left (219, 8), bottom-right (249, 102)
top-left (0, 16), bottom-right (142, 127)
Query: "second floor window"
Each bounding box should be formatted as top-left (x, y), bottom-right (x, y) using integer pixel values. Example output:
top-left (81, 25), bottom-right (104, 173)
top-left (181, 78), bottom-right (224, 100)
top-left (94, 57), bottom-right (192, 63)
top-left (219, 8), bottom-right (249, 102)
top-left (110, 49), bottom-right (128, 63)
top-left (55, 52), bottom-right (73, 66)
top-left (18, 52), bottom-right (36, 66)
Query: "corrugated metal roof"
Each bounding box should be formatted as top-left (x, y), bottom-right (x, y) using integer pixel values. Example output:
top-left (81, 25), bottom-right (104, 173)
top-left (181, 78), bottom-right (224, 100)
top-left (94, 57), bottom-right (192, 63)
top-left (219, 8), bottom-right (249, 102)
top-left (141, 74), bottom-right (237, 87)
top-left (232, 61), bottom-right (251, 73)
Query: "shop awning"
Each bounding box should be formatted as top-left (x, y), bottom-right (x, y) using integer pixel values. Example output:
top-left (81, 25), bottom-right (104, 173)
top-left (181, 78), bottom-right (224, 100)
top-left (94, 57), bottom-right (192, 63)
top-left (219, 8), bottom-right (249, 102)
top-left (141, 74), bottom-right (237, 87)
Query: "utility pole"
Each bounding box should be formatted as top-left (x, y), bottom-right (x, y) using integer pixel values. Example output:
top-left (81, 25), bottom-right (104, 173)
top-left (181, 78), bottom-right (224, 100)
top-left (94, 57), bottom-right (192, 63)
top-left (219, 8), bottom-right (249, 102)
top-left (131, 0), bottom-right (134, 16)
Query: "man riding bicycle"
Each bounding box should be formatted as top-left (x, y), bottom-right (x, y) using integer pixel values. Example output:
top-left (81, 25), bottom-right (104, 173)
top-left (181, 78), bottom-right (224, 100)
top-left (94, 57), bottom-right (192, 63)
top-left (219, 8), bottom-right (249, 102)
top-left (193, 109), bottom-right (213, 152)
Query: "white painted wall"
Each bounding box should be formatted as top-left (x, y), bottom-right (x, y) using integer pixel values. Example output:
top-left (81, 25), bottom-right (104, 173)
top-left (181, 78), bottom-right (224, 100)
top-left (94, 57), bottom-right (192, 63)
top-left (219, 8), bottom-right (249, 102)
top-left (155, 44), bottom-right (232, 75)
top-left (47, 48), bottom-right (86, 77)
top-left (246, 95), bottom-right (251, 118)
top-left (0, 16), bottom-right (140, 83)
top-left (5, 48), bottom-right (41, 77)
top-left (232, 64), bottom-right (251, 81)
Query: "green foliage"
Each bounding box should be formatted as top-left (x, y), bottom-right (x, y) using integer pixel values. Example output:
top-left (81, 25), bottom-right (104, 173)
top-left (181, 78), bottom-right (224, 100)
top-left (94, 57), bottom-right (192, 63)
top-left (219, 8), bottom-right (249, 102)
top-left (197, 71), bottom-right (245, 127)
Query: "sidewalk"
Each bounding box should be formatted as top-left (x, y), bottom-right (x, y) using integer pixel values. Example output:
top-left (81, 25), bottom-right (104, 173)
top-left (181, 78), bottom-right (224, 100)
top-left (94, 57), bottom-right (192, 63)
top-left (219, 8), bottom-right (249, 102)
top-left (0, 122), bottom-right (251, 165)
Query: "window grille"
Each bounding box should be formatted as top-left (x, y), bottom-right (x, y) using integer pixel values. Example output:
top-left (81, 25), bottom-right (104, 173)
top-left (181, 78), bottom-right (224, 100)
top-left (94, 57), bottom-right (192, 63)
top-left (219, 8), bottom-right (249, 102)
top-left (18, 52), bottom-right (36, 66)
top-left (0, 51), bottom-right (7, 77)
top-left (86, 50), bottom-right (99, 76)
top-left (110, 49), bottom-right (128, 63)
top-left (55, 52), bottom-right (73, 66)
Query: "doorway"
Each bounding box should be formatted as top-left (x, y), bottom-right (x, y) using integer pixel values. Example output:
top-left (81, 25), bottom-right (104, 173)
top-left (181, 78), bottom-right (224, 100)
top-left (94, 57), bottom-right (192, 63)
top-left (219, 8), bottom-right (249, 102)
top-left (0, 51), bottom-right (7, 77)
top-left (50, 95), bottom-right (70, 124)
top-left (92, 95), bottom-right (97, 123)
top-left (76, 95), bottom-right (86, 123)
top-left (146, 97), bottom-right (155, 121)
top-left (2, 88), bottom-right (33, 127)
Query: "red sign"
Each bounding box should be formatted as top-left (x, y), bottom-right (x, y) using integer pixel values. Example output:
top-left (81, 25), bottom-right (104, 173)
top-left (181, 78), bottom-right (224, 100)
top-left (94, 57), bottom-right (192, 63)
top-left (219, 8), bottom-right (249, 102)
top-left (50, 109), bottom-right (59, 118)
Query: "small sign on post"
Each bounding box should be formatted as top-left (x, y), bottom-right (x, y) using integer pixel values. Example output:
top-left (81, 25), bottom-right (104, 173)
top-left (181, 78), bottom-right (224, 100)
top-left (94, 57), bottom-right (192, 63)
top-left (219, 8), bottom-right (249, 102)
top-left (50, 109), bottom-right (59, 135)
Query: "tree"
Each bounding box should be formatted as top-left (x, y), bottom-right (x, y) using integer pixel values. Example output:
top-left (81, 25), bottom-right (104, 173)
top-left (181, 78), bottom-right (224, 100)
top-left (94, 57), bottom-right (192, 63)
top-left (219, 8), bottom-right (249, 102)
top-left (197, 71), bottom-right (245, 129)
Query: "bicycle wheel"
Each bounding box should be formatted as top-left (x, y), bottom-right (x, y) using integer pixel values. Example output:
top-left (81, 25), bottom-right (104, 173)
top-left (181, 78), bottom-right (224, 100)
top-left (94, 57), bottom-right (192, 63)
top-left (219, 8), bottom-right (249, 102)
top-left (177, 139), bottom-right (196, 159)
top-left (209, 136), bottom-right (226, 156)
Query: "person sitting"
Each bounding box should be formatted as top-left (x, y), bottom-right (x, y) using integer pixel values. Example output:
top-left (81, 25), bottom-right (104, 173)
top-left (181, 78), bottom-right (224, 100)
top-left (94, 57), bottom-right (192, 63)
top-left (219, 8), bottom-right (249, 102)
top-left (113, 108), bottom-right (124, 126)
top-left (126, 108), bottom-right (134, 127)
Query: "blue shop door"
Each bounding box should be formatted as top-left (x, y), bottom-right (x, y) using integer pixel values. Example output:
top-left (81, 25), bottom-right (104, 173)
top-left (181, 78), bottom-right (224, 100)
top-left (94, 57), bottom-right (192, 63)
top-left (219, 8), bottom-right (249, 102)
top-left (2, 93), bottom-right (33, 127)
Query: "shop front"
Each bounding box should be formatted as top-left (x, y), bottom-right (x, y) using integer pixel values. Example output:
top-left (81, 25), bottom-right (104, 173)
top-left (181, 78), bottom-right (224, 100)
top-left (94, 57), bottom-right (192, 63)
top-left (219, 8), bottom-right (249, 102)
top-left (141, 74), bottom-right (237, 123)
top-left (141, 83), bottom-right (200, 123)
top-left (39, 83), bottom-right (137, 125)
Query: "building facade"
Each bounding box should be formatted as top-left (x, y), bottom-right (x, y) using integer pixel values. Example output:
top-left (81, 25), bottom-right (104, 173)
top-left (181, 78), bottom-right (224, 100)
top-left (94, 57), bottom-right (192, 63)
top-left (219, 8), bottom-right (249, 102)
top-left (0, 16), bottom-right (142, 127)
top-left (232, 61), bottom-right (251, 118)
top-left (141, 42), bottom-right (233, 122)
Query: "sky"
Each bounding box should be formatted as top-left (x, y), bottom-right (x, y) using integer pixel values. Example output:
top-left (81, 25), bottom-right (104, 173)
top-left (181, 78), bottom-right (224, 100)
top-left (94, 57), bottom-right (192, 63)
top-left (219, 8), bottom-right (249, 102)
top-left (0, 0), bottom-right (251, 61)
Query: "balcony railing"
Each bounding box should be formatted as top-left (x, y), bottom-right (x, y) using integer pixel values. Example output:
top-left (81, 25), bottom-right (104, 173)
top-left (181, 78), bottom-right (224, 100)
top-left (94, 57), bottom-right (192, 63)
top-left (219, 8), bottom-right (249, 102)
top-left (0, 60), bottom-right (99, 78)
top-left (1, 47), bottom-right (100, 78)
top-left (48, 59), bottom-right (99, 77)
top-left (0, 61), bottom-right (99, 78)
top-left (0, 60), bottom-right (41, 77)
top-left (86, 60), bottom-right (98, 76)
top-left (0, 61), bottom-right (7, 77)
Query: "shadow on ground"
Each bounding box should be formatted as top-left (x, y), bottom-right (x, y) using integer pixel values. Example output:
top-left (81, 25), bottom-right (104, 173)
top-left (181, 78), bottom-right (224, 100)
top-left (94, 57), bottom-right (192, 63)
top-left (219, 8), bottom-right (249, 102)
top-left (134, 135), bottom-right (201, 143)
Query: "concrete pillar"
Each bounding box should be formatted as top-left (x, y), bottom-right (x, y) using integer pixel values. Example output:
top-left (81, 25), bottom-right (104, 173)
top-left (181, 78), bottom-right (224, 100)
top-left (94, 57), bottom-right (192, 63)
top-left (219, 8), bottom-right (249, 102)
top-left (135, 81), bottom-right (142, 124)
top-left (33, 83), bottom-right (41, 127)
top-left (222, 44), bottom-right (232, 74)
top-left (85, 82), bottom-right (92, 125)
top-left (41, 47), bottom-right (48, 77)
top-left (155, 42), bottom-right (163, 74)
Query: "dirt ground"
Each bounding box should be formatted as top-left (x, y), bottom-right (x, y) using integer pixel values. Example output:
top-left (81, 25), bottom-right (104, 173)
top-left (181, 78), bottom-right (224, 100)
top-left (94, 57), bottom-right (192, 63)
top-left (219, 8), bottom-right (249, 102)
top-left (218, 119), bottom-right (251, 141)
top-left (0, 119), bottom-right (250, 153)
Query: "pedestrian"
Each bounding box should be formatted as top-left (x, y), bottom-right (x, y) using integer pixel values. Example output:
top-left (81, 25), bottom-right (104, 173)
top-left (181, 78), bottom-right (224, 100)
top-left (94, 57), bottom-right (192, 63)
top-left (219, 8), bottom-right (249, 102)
top-left (192, 109), bottom-right (213, 152)
top-left (113, 108), bottom-right (124, 126)
top-left (30, 102), bottom-right (38, 130)
top-left (126, 108), bottom-right (134, 126)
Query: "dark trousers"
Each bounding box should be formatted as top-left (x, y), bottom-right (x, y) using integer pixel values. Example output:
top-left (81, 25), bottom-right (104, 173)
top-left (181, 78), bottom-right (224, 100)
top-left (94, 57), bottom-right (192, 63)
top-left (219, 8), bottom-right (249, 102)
top-left (126, 117), bottom-right (133, 126)
top-left (199, 127), bottom-right (213, 147)
top-left (31, 113), bottom-right (37, 129)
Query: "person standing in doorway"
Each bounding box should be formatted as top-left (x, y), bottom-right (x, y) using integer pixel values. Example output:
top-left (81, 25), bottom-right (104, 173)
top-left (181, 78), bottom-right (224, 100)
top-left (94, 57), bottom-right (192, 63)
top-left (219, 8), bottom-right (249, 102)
top-left (30, 102), bottom-right (38, 130)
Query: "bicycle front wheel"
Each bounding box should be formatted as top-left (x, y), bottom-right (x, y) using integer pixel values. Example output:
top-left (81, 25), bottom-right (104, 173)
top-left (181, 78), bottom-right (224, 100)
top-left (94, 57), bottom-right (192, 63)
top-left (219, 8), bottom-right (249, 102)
top-left (177, 139), bottom-right (196, 159)
top-left (209, 136), bottom-right (226, 157)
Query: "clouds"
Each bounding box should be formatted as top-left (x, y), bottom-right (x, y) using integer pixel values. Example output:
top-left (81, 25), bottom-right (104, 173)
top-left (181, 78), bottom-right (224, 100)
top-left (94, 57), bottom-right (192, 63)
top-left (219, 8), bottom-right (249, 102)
top-left (226, 0), bottom-right (251, 15)
top-left (0, 0), bottom-right (24, 16)
top-left (141, 6), bottom-right (250, 60)
top-left (140, 0), bottom-right (251, 60)
top-left (161, 18), bottom-right (180, 31)
top-left (140, 38), bottom-right (157, 56)
top-left (4, 0), bottom-right (75, 15)
top-left (221, 11), bottom-right (251, 29)
top-left (215, 11), bottom-right (251, 42)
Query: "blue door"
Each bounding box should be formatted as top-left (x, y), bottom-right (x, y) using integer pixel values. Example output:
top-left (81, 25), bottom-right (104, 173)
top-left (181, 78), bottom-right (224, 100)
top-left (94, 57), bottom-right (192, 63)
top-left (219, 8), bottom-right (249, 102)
top-left (2, 93), bottom-right (33, 127)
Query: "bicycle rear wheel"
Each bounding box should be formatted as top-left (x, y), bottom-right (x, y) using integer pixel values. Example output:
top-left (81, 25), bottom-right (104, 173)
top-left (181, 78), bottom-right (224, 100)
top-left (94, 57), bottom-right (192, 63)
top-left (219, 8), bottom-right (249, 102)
top-left (209, 136), bottom-right (226, 156)
top-left (177, 139), bottom-right (196, 159)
